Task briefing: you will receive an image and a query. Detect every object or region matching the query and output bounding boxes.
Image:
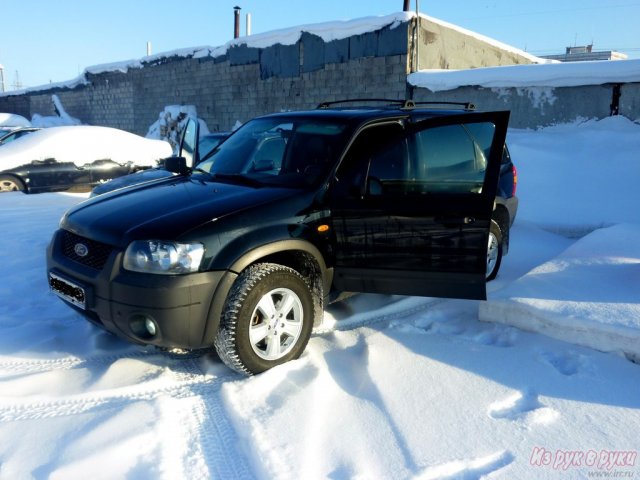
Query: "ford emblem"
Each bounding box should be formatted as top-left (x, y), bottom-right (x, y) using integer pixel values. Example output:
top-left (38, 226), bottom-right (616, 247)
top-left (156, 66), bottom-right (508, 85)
top-left (74, 243), bottom-right (89, 257)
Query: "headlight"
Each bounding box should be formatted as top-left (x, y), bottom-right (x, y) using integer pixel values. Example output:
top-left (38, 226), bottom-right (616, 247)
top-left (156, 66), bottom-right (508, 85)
top-left (123, 240), bottom-right (205, 274)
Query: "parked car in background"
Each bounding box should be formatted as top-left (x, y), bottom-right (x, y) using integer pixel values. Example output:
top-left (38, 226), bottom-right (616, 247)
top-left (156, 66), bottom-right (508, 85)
top-left (0, 113), bottom-right (31, 134)
top-left (90, 131), bottom-right (229, 196)
top-left (0, 126), bottom-right (172, 193)
top-left (0, 127), bottom-right (41, 147)
top-left (48, 100), bottom-right (517, 375)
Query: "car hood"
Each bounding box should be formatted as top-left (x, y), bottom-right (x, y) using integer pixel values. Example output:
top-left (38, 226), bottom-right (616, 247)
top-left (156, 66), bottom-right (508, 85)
top-left (62, 176), bottom-right (300, 247)
top-left (90, 168), bottom-right (174, 196)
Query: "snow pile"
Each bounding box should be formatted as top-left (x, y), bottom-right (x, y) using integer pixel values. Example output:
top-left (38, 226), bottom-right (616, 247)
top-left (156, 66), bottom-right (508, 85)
top-left (478, 115), bottom-right (640, 360)
top-left (30, 95), bottom-right (82, 128)
top-left (0, 126), bottom-right (172, 170)
top-left (481, 223), bottom-right (640, 359)
top-left (507, 115), bottom-right (640, 234)
top-left (0, 112), bottom-right (31, 128)
top-left (146, 105), bottom-right (210, 153)
top-left (408, 58), bottom-right (640, 92)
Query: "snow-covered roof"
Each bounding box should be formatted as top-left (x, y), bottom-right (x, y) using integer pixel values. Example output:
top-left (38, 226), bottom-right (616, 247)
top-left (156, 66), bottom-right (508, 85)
top-left (1, 11), bottom-right (546, 96)
top-left (409, 58), bottom-right (640, 92)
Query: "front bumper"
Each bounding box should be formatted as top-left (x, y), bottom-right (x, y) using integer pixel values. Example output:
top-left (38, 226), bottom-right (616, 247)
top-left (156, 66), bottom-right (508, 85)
top-left (46, 229), bottom-right (236, 349)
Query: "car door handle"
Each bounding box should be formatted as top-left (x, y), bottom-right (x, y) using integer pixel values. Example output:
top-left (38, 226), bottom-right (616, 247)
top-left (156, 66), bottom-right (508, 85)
top-left (436, 216), bottom-right (475, 225)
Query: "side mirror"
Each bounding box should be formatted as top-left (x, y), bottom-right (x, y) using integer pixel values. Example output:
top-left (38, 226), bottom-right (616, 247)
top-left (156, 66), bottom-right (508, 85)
top-left (164, 156), bottom-right (189, 175)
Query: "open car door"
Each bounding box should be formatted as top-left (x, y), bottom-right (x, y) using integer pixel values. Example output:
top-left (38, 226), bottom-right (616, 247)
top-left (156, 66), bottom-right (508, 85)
top-left (180, 117), bottom-right (200, 169)
top-left (331, 111), bottom-right (510, 301)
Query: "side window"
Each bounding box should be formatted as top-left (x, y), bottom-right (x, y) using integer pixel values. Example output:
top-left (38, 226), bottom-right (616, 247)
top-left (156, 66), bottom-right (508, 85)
top-left (413, 122), bottom-right (494, 194)
top-left (335, 123), bottom-right (407, 198)
top-left (248, 135), bottom-right (287, 174)
top-left (180, 118), bottom-right (198, 167)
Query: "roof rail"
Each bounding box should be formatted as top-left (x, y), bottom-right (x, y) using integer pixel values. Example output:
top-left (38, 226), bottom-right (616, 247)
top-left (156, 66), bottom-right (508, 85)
top-left (317, 99), bottom-right (476, 111)
top-left (409, 101), bottom-right (476, 111)
top-left (317, 99), bottom-right (406, 109)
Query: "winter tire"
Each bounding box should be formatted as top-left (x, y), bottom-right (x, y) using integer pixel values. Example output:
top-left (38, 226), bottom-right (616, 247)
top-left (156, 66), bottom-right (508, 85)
top-left (486, 220), bottom-right (503, 281)
top-left (0, 175), bottom-right (26, 193)
top-left (214, 263), bottom-right (314, 375)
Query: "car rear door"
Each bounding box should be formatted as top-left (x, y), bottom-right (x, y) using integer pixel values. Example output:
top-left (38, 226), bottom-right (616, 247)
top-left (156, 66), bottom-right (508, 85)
top-left (330, 111), bottom-right (509, 300)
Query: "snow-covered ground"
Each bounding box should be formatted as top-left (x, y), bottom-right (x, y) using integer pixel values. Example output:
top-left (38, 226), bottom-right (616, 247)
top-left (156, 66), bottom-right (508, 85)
top-left (0, 117), bottom-right (639, 479)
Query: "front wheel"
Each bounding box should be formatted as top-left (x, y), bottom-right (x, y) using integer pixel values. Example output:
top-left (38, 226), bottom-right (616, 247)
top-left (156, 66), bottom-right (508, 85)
top-left (0, 175), bottom-right (26, 193)
top-left (214, 263), bottom-right (314, 375)
top-left (486, 220), bottom-right (503, 281)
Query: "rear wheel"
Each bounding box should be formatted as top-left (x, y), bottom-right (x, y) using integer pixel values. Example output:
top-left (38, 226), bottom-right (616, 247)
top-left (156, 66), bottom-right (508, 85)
top-left (214, 263), bottom-right (314, 375)
top-left (0, 175), bottom-right (26, 193)
top-left (486, 220), bottom-right (503, 281)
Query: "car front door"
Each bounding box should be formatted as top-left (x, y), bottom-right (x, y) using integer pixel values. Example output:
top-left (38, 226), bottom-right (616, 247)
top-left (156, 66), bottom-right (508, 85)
top-left (330, 111), bottom-right (509, 300)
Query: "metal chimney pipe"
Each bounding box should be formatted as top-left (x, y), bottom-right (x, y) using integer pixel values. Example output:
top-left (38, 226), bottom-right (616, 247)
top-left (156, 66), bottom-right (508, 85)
top-left (234, 6), bottom-right (241, 39)
top-left (246, 13), bottom-right (252, 36)
top-left (403, 0), bottom-right (410, 11)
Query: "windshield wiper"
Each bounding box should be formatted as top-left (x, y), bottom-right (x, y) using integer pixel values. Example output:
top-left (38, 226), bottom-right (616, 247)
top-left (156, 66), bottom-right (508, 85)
top-left (211, 173), bottom-right (264, 188)
top-left (191, 167), bottom-right (214, 178)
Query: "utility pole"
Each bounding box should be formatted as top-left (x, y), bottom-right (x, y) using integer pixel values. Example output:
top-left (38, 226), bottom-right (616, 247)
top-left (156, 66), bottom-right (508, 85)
top-left (0, 64), bottom-right (5, 93)
top-left (11, 70), bottom-right (23, 91)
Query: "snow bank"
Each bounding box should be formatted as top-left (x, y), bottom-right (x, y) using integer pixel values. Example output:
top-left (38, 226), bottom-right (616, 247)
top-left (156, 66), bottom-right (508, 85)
top-left (30, 95), bottom-right (82, 127)
top-left (480, 116), bottom-right (640, 359)
top-left (480, 223), bottom-right (640, 360)
top-left (408, 58), bottom-right (640, 92)
top-left (0, 126), bottom-right (172, 170)
top-left (507, 115), bottom-right (640, 234)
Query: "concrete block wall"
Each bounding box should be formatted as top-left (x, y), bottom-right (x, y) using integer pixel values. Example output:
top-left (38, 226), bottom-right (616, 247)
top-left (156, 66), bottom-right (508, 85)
top-left (2, 15), bottom-right (633, 133)
top-left (411, 83), bottom-right (640, 128)
top-left (0, 22), bottom-right (412, 136)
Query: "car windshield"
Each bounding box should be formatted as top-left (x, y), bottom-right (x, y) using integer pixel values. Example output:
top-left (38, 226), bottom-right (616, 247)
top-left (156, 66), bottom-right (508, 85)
top-left (195, 117), bottom-right (350, 188)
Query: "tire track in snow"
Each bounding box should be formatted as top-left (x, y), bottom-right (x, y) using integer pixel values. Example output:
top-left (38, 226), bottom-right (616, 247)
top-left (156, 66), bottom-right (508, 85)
top-left (315, 297), bottom-right (445, 335)
top-left (0, 350), bottom-right (157, 376)
top-left (0, 359), bottom-right (231, 422)
top-left (186, 385), bottom-right (255, 480)
top-left (0, 354), bottom-right (255, 479)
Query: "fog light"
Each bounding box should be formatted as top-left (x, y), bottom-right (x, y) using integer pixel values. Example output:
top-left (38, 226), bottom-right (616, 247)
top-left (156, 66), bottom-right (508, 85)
top-left (129, 314), bottom-right (159, 339)
top-left (145, 318), bottom-right (157, 336)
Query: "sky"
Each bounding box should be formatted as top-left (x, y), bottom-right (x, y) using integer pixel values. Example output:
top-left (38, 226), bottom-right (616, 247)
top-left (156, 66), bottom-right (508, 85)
top-left (0, 0), bottom-right (639, 91)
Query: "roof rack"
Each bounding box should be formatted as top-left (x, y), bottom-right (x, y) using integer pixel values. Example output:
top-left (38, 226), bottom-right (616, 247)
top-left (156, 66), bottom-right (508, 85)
top-left (316, 99), bottom-right (476, 111)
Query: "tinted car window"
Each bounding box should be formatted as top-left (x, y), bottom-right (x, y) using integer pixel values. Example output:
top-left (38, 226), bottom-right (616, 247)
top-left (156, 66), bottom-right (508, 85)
top-left (413, 123), bottom-right (493, 194)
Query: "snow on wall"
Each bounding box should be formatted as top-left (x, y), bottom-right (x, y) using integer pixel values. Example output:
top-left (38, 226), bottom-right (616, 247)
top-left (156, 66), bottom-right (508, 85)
top-left (408, 58), bottom-right (640, 92)
top-left (0, 13), bottom-right (412, 97)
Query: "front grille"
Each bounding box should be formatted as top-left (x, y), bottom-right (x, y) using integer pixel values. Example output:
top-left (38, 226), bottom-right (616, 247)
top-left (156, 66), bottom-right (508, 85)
top-left (61, 230), bottom-right (114, 270)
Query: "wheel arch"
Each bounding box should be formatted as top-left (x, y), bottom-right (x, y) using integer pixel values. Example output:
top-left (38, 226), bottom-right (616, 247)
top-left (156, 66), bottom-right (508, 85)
top-left (229, 239), bottom-right (330, 329)
top-left (0, 173), bottom-right (28, 193)
top-left (202, 239), bottom-right (331, 346)
top-left (492, 203), bottom-right (511, 255)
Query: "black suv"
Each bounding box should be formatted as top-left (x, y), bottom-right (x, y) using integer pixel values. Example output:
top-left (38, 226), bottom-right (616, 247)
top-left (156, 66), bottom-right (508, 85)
top-left (47, 100), bottom-right (517, 374)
